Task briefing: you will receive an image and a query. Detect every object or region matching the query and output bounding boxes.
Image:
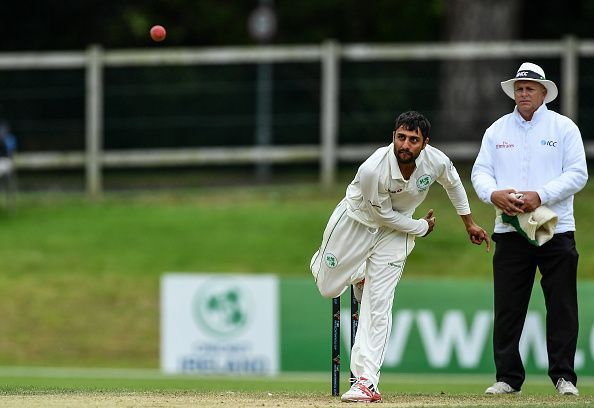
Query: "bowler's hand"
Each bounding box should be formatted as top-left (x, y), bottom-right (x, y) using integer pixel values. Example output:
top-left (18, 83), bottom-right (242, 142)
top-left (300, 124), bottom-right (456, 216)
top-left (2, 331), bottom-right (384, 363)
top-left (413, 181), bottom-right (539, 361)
top-left (491, 189), bottom-right (524, 216)
top-left (422, 209), bottom-right (435, 237)
top-left (466, 224), bottom-right (491, 252)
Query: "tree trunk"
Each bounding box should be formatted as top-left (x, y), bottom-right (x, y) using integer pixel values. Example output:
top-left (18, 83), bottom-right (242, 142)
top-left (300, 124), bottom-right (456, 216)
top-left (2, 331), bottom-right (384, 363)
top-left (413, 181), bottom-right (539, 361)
top-left (437, 0), bottom-right (520, 141)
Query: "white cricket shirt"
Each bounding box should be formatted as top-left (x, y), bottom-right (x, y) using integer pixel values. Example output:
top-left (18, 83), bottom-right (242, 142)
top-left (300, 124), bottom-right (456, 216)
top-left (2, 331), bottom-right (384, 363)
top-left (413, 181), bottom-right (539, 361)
top-left (345, 144), bottom-right (471, 237)
top-left (472, 104), bottom-right (588, 233)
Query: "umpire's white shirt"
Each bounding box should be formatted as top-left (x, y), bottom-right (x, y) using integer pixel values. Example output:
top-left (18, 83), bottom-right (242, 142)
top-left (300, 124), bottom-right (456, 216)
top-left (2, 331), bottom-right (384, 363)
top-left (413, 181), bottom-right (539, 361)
top-left (472, 104), bottom-right (588, 233)
top-left (345, 144), bottom-right (471, 236)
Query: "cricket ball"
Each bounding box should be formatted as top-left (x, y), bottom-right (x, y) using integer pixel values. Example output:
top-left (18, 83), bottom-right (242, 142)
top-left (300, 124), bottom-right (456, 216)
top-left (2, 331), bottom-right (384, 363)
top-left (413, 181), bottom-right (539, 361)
top-left (150, 25), bottom-right (167, 42)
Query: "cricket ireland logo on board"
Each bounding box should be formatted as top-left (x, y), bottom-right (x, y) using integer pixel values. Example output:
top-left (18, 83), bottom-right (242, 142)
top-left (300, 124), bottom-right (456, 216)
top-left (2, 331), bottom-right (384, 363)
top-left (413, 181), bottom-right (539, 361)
top-left (161, 273), bottom-right (279, 376)
top-left (416, 174), bottom-right (433, 191)
top-left (325, 253), bottom-right (338, 268)
top-left (193, 281), bottom-right (250, 337)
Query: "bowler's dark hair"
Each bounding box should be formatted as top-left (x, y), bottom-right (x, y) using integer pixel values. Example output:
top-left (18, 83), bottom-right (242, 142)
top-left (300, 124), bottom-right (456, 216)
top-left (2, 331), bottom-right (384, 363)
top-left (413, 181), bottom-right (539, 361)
top-left (394, 111), bottom-right (430, 140)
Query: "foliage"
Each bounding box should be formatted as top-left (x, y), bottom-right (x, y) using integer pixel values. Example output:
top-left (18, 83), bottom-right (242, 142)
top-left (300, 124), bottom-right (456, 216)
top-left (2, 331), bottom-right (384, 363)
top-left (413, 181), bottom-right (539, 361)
top-left (0, 1), bottom-right (446, 51)
top-left (2, 0), bottom-right (593, 52)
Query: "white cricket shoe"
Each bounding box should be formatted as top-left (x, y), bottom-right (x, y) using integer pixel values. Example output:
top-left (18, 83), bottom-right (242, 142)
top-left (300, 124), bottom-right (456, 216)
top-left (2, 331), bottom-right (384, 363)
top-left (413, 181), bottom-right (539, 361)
top-left (556, 378), bottom-right (579, 395)
top-left (352, 279), bottom-right (365, 303)
top-left (340, 376), bottom-right (382, 403)
top-left (485, 381), bottom-right (520, 394)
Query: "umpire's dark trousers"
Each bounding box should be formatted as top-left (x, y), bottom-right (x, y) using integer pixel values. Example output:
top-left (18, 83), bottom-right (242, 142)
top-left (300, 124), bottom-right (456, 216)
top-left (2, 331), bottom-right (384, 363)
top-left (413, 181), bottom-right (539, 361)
top-left (492, 231), bottom-right (579, 390)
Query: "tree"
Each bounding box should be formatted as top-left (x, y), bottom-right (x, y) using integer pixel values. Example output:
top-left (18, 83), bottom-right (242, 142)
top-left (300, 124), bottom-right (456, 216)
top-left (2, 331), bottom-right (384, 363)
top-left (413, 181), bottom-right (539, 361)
top-left (436, 0), bottom-right (520, 141)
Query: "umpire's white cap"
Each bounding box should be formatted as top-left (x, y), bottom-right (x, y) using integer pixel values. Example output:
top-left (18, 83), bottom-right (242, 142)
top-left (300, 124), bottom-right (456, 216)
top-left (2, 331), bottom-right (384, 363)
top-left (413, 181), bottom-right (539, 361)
top-left (500, 62), bottom-right (558, 104)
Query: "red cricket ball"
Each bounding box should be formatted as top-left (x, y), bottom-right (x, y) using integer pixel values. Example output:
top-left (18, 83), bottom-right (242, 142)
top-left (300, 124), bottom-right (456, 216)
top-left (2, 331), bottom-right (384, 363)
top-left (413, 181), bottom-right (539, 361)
top-left (150, 25), bottom-right (167, 42)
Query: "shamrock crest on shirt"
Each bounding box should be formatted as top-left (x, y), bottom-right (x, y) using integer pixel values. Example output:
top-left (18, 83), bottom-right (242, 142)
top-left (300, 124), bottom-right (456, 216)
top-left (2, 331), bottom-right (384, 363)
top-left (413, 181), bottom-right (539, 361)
top-left (416, 174), bottom-right (433, 191)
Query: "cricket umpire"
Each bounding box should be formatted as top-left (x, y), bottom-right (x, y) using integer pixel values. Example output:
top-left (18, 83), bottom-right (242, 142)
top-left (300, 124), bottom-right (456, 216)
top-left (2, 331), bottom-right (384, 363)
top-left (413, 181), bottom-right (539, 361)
top-left (472, 62), bottom-right (588, 395)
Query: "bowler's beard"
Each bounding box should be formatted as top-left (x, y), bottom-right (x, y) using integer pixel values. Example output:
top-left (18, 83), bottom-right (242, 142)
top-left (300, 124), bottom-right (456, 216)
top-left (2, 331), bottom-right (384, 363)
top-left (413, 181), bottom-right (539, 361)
top-left (396, 149), bottom-right (417, 164)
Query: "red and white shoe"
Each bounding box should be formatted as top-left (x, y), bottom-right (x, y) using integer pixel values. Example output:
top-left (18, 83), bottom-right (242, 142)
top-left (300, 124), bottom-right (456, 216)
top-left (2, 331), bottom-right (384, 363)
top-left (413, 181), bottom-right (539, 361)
top-left (340, 376), bottom-right (382, 403)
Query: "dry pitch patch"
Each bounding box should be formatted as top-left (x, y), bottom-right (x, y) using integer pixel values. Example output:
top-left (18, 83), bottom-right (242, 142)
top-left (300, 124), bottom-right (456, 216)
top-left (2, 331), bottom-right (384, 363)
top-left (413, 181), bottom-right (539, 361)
top-left (0, 392), bottom-right (592, 408)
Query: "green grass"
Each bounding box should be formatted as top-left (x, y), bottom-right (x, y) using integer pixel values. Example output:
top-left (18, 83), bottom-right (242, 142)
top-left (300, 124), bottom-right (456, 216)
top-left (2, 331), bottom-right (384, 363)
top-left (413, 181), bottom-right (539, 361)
top-left (0, 368), bottom-right (592, 394)
top-left (2, 181), bottom-right (593, 279)
top-left (0, 368), bottom-right (593, 407)
top-left (0, 179), bottom-right (593, 368)
top-left (0, 186), bottom-right (332, 277)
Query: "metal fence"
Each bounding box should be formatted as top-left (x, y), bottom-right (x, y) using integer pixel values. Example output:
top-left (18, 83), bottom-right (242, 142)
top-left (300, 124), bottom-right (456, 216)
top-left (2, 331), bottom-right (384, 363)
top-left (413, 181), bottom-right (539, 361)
top-left (1, 37), bottom-right (593, 196)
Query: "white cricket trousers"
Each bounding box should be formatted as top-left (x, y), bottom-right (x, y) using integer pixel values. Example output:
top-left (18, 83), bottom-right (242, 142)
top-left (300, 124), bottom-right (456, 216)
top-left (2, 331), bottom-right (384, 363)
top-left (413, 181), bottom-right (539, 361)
top-left (310, 199), bottom-right (415, 387)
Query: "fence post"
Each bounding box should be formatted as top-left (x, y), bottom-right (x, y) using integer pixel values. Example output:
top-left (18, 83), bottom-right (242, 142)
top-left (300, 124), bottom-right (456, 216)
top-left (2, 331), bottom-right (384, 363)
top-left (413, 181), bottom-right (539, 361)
top-left (85, 44), bottom-right (104, 198)
top-left (561, 35), bottom-right (578, 122)
top-left (320, 40), bottom-right (340, 190)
